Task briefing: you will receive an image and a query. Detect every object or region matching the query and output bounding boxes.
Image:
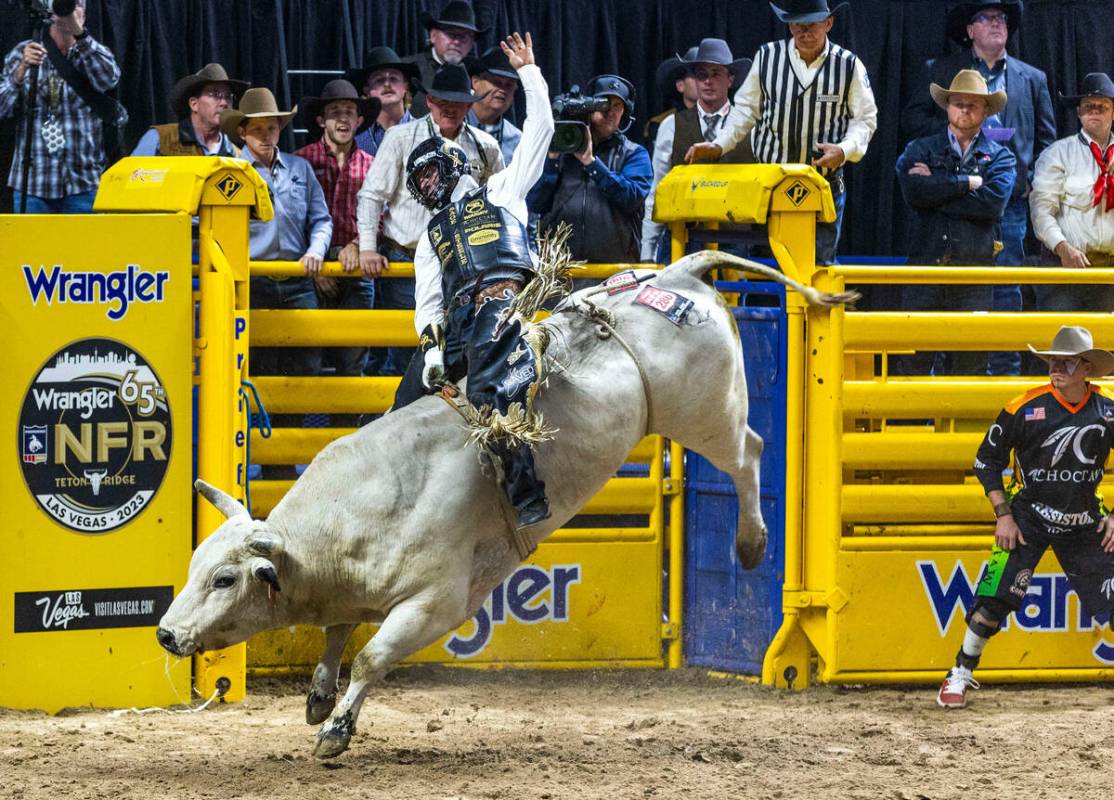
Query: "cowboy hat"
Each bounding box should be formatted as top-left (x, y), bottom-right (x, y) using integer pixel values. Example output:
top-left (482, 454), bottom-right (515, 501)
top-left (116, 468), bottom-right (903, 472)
top-left (425, 64), bottom-right (489, 104)
top-left (946, 0), bottom-right (1022, 46)
top-left (1028, 326), bottom-right (1114, 376)
top-left (299, 80), bottom-right (380, 137)
top-left (421, 0), bottom-right (484, 33)
top-left (343, 46), bottom-right (419, 94)
top-left (681, 38), bottom-right (752, 77)
top-left (655, 46), bottom-right (698, 106)
top-left (171, 63), bottom-right (249, 118)
top-left (219, 88), bottom-right (297, 145)
top-left (464, 46), bottom-right (519, 83)
top-left (770, 0), bottom-right (849, 24)
top-left (929, 69), bottom-right (1008, 115)
top-left (1058, 72), bottom-right (1114, 110)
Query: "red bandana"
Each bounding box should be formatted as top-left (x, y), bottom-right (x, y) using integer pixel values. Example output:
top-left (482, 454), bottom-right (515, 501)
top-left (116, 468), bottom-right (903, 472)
top-left (1089, 140), bottom-right (1114, 211)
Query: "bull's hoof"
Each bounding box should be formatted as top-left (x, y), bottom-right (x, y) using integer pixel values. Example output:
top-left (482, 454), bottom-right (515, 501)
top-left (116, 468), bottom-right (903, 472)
top-left (736, 527), bottom-right (768, 571)
top-left (306, 690), bottom-right (337, 725)
top-left (313, 711), bottom-right (355, 759)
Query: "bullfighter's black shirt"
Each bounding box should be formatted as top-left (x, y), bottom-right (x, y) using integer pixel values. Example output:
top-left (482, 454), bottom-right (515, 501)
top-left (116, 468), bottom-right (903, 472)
top-left (974, 383), bottom-right (1114, 531)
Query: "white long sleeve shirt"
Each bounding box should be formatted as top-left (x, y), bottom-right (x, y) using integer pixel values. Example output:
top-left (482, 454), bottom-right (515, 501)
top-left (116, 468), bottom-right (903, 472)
top-left (1030, 131), bottom-right (1114, 256)
top-left (640, 102), bottom-right (731, 261)
top-left (714, 39), bottom-right (877, 164)
top-left (412, 63), bottom-right (555, 334)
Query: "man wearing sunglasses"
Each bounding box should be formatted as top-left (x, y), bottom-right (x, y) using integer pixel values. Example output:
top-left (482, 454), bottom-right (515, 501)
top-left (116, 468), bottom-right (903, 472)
top-left (902, 0), bottom-right (1055, 377)
top-left (938, 326), bottom-right (1114, 708)
top-left (132, 63), bottom-right (246, 157)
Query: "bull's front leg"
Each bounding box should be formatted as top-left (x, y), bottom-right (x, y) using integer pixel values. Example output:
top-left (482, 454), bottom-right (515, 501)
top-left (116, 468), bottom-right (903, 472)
top-left (313, 586), bottom-right (470, 759)
top-left (306, 622), bottom-right (357, 725)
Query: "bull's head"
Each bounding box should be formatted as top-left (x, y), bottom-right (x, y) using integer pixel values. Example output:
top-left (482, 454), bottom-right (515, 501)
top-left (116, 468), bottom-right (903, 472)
top-left (156, 479), bottom-right (285, 657)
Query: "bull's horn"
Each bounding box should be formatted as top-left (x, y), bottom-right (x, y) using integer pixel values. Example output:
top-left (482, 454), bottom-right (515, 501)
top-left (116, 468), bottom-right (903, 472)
top-left (194, 479), bottom-right (250, 520)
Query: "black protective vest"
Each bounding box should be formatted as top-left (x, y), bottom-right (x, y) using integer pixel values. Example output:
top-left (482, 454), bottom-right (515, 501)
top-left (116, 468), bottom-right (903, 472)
top-left (539, 133), bottom-right (643, 264)
top-left (428, 187), bottom-right (534, 303)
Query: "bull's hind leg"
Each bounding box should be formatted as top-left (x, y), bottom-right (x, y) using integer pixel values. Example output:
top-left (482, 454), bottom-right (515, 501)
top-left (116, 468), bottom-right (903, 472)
top-left (313, 587), bottom-right (469, 759)
top-left (306, 623), bottom-right (356, 725)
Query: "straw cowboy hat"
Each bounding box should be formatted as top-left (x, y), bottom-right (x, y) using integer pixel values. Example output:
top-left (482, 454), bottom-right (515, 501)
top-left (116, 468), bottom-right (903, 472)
top-left (1028, 326), bottom-right (1114, 376)
top-left (299, 79), bottom-right (380, 137)
top-left (946, 0), bottom-right (1022, 46)
top-left (219, 88), bottom-right (297, 145)
top-left (1058, 72), bottom-right (1114, 110)
top-left (930, 69), bottom-right (1007, 115)
top-left (171, 63), bottom-right (249, 118)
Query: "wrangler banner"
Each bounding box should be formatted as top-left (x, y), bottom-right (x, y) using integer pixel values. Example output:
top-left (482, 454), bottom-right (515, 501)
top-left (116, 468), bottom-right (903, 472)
top-left (0, 212), bottom-right (193, 712)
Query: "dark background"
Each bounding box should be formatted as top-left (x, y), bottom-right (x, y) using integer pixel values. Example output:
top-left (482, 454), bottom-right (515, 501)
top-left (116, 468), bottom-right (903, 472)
top-left (1, 0), bottom-right (1112, 257)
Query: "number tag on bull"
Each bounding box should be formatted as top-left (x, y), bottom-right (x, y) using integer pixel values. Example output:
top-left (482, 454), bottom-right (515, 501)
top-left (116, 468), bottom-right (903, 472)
top-left (634, 285), bottom-right (694, 326)
top-left (604, 269), bottom-right (639, 295)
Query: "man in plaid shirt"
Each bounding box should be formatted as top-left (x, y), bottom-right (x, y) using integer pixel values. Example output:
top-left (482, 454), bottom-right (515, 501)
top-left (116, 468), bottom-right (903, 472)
top-left (295, 80), bottom-right (380, 398)
top-left (0, 0), bottom-right (120, 213)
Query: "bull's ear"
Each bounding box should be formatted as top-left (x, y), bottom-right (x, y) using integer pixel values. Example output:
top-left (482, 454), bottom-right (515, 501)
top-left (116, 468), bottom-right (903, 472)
top-left (253, 561), bottom-right (282, 593)
top-left (195, 479), bottom-right (250, 520)
top-left (246, 531), bottom-right (283, 557)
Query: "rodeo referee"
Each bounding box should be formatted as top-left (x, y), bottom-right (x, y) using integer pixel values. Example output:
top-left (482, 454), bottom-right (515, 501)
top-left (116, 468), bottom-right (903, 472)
top-left (938, 326), bottom-right (1114, 708)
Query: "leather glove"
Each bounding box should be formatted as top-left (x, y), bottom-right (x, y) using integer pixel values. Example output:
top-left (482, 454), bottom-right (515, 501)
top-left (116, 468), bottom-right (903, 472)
top-left (422, 347), bottom-right (445, 390)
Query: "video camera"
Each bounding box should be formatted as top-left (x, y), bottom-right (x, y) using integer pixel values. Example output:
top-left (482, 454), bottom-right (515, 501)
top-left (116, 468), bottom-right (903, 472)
top-left (549, 85), bottom-right (610, 155)
top-left (12, 0), bottom-right (76, 22)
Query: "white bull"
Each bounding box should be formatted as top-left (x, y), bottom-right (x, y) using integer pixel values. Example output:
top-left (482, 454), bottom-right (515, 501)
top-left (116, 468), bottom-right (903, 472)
top-left (157, 252), bottom-right (850, 758)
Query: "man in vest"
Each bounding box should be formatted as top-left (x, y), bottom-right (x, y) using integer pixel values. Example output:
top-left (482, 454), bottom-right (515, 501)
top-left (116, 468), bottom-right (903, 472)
top-left (642, 46), bottom-right (700, 146)
top-left (529, 74), bottom-right (652, 265)
top-left (685, 0), bottom-right (878, 265)
top-left (393, 32), bottom-right (554, 530)
top-left (901, 0), bottom-right (1054, 376)
top-left (641, 39), bottom-right (751, 263)
top-left (403, 0), bottom-right (482, 119)
top-left (132, 63), bottom-right (246, 157)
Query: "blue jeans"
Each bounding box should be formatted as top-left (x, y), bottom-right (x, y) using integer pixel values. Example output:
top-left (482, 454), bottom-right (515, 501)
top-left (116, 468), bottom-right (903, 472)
top-left (815, 179), bottom-right (846, 266)
top-left (320, 277), bottom-right (375, 377)
top-left (364, 243), bottom-right (416, 376)
top-left (987, 196), bottom-right (1027, 376)
top-left (12, 190), bottom-right (97, 214)
top-left (249, 276), bottom-right (322, 383)
top-left (896, 284), bottom-right (992, 376)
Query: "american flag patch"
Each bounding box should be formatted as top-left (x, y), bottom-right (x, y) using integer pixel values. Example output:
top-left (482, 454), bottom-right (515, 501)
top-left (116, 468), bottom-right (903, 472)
top-left (1025, 407), bottom-right (1046, 421)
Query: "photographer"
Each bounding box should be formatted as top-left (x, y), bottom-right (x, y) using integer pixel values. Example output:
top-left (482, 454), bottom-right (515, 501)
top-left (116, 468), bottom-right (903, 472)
top-left (528, 74), bottom-right (652, 264)
top-left (0, 0), bottom-right (120, 213)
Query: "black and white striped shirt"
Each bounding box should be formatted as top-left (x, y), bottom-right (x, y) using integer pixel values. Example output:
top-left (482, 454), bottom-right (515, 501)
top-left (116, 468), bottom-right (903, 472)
top-left (714, 38), bottom-right (877, 175)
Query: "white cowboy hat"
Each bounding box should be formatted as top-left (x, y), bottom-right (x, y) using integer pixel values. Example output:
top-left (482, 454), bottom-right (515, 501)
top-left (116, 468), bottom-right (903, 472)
top-left (1028, 326), bottom-right (1114, 376)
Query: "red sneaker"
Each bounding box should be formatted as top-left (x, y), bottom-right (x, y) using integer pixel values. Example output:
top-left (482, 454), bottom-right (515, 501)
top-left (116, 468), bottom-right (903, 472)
top-left (936, 666), bottom-right (978, 708)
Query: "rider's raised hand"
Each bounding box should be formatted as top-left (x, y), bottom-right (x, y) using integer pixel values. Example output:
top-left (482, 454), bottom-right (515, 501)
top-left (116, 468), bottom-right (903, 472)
top-left (500, 32), bottom-right (534, 69)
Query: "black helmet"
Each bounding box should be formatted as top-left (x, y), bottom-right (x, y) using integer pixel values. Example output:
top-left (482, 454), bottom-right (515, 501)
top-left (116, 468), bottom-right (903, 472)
top-left (585, 74), bottom-right (636, 133)
top-left (405, 136), bottom-right (469, 209)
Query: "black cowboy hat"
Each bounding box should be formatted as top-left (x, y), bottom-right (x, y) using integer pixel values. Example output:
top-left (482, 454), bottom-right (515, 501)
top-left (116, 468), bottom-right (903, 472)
top-left (171, 63), bottom-right (249, 118)
top-left (946, 0), bottom-right (1022, 45)
top-left (343, 46), bottom-right (419, 94)
top-left (299, 80), bottom-right (381, 136)
top-left (769, 0), bottom-right (849, 24)
top-left (464, 46), bottom-right (518, 83)
top-left (655, 46), bottom-right (697, 103)
top-left (420, 0), bottom-right (484, 34)
top-left (1058, 72), bottom-right (1114, 109)
top-left (425, 64), bottom-right (490, 103)
top-left (681, 38), bottom-right (752, 77)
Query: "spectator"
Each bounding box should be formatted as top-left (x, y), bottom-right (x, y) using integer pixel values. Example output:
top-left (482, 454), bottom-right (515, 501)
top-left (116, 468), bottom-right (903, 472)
top-left (0, 0), bottom-right (120, 213)
top-left (465, 46), bottom-right (522, 164)
top-left (221, 88), bottom-right (332, 474)
top-left (294, 80), bottom-right (379, 410)
top-left (132, 63), bottom-right (246, 157)
top-left (895, 70), bottom-right (1015, 376)
top-left (1029, 73), bottom-right (1114, 312)
top-left (642, 46), bottom-right (700, 145)
top-left (356, 64), bottom-right (503, 376)
top-left (937, 326), bottom-right (1114, 708)
top-left (529, 74), bottom-right (652, 264)
top-left (901, 0), bottom-right (1055, 376)
top-left (641, 39), bottom-right (751, 263)
top-left (347, 46), bottom-right (418, 157)
top-left (404, 0), bottom-right (481, 118)
top-left (686, 0), bottom-right (877, 265)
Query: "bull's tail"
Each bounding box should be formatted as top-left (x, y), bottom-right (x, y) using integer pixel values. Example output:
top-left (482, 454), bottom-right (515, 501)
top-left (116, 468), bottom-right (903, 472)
top-left (667, 250), bottom-right (859, 308)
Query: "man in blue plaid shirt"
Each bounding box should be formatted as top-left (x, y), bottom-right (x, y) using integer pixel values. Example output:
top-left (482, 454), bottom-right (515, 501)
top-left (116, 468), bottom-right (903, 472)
top-left (0, 0), bottom-right (120, 213)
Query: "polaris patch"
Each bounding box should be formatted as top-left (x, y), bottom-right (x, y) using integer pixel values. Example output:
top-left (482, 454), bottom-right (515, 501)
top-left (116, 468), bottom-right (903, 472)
top-left (634, 285), bottom-right (694, 326)
top-left (604, 269), bottom-right (639, 295)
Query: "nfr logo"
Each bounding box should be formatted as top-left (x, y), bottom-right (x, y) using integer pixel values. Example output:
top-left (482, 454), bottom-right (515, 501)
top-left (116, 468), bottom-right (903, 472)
top-left (783, 180), bottom-right (811, 207)
top-left (445, 564), bottom-right (581, 658)
top-left (917, 559), bottom-right (1114, 663)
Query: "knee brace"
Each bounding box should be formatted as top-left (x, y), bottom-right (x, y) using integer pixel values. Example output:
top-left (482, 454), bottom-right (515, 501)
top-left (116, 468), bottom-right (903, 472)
top-left (965, 598), bottom-right (1009, 638)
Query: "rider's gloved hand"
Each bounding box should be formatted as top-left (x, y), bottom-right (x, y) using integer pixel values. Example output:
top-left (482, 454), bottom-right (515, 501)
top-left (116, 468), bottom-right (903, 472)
top-left (422, 348), bottom-right (445, 389)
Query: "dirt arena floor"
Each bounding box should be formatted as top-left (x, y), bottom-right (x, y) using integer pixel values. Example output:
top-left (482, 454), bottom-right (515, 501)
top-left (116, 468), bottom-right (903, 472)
top-left (0, 667), bottom-right (1111, 800)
